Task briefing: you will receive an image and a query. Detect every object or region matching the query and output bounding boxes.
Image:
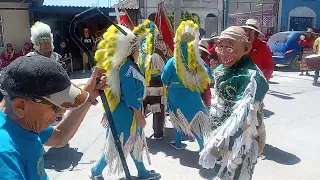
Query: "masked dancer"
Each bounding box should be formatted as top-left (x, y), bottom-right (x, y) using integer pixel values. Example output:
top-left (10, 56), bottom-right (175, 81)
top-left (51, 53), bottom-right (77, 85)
top-left (199, 26), bottom-right (269, 180)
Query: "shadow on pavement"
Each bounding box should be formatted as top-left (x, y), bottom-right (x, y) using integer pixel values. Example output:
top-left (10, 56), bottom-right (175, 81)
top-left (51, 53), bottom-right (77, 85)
top-left (274, 66), bottom-right (299, 72)
top-left (263, 109), bottom-right (275, 118)
top-left (44, 144), bottom-right (83, 172)
top-left (262, 144), bottom-right (301, 165)
top-left (267, 90), bottom-right (294, 100)
top-left (147, 128), bottom-right (217, 179)
top-left (268, 81), bottom-right (279, 85)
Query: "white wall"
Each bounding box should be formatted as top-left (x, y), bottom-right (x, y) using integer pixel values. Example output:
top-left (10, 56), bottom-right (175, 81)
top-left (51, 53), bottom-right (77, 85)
top-left (0, 2), bottom-right (31, 52)
top-left (141, 0), bottom-right (223, 33)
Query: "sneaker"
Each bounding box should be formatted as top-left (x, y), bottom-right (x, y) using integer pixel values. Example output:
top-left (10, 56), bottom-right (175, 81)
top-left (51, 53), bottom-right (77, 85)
top-left (170, 140), bottom-right (186, 150)
top-left (82, 70), bottom-right (86, 74)
top-left (138, 170), bottom-right (161, 180)
top-left (153, 136), bottom-right (163, 140)
top-left (88, 169), bottom-right (104, 180)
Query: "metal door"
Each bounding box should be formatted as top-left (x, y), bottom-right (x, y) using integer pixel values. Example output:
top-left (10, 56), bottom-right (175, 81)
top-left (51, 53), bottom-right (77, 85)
top-left (205, 15), bottom-right (218, 37)
top-left (290, 17), bottom-right (314, 31)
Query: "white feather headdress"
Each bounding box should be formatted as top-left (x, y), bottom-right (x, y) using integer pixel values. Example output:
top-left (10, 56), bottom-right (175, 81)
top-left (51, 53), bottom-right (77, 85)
top-left (30, 21), bottom-right (54, 51)
top-left (95, 24), bottom-right (149, 112)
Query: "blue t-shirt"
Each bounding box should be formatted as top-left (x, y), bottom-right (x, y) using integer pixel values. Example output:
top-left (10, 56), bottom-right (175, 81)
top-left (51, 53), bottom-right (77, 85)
top-left (0, 110), bottom-right (54, 180)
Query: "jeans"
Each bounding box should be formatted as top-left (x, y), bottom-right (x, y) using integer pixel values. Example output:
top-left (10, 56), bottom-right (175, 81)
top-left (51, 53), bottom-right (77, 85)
top-left (314, 69), bottom-right (319, 83)
top-left (92, 128), bottom-right (149, 177)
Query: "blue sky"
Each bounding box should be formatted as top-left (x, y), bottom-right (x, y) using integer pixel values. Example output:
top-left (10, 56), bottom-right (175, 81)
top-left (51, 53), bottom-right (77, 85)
top-left (43, 0), bottom-right (118, 7)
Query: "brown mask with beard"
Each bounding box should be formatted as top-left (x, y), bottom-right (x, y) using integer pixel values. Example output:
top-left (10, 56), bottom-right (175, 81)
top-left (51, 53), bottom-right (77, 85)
top-left (214, 26), bottom-right (252, 67)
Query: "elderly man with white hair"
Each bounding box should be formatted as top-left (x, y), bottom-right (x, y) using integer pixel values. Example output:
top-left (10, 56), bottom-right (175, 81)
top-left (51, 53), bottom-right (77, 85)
top-left (27, 21), bottom-right (70, 126)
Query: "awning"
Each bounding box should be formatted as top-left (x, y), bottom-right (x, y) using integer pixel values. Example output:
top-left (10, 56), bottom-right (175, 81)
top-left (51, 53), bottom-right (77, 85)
top-left (29, 5), bottom-right (115, 15)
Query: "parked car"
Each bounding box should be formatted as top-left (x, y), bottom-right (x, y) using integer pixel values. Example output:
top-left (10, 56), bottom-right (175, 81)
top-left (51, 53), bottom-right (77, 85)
top-left (268, 31), bottom-right (320, 70)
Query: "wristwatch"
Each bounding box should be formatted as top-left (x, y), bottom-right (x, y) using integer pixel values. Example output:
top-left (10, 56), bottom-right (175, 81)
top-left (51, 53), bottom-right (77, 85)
top-left (87, 96), bottom-right (98, 106)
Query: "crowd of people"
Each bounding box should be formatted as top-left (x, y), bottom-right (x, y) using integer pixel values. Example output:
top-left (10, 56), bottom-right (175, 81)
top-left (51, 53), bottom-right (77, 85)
top-left (0, 17), bottom-right (277, 180)
top-left (0, 42), bottom-right (31, 68)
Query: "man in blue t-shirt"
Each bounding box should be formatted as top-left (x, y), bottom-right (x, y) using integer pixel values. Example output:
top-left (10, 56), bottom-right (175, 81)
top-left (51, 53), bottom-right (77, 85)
top-left (0, 55), bottom-right (107, 180)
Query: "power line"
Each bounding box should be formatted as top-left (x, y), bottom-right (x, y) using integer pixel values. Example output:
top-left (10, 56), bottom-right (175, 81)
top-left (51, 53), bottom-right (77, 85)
top-left (2, 0), bottom-right (27, 22)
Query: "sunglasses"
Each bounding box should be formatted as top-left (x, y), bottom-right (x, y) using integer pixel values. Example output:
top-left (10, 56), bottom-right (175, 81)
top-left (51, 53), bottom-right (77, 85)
top-left (0, 89), bottom-right (60, 113)
top-left (28, 97), bottom-right (60, 113)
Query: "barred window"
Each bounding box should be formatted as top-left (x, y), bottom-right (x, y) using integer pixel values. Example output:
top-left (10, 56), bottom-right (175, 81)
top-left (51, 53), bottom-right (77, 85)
top-left (0, 13), bottom-right (4, 48)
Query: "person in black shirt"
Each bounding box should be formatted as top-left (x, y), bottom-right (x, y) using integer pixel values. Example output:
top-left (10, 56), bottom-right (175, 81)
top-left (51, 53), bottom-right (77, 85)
top-left (80, 28), bottom-right (95, 73)
top-left (57, 39), bottom-right (72, 74)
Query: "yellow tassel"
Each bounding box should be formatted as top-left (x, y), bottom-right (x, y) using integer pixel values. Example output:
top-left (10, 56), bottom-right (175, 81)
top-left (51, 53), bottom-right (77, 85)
top-left (130, 115), bottom-right (137, 132)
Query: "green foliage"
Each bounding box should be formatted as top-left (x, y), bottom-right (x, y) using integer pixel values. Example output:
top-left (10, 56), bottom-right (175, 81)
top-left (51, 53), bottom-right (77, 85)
top-left (168, 10), bottom-right (200, 28)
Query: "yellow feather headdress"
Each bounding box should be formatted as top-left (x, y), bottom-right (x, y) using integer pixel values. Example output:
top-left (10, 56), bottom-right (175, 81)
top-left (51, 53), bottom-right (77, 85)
top-left (174, 20), bottom-right (211, 92)
top-left (95, 24), bottom-right (149, 112)
top-left (134, 20), bottom-right (159, 86)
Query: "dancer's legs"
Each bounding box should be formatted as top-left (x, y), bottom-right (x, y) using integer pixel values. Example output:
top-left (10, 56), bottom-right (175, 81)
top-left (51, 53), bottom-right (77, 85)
top-left (194, 135), bottom-right (204, 151)
top-left (153, 105), bottom-right (165, 138)
top-left (91, 128), bottom-right (110, 176)
top-left (173, 128), bottom-right (183, 148)
top-left (92, 155), bottom-right (108, 176)
top-left (130, 153), bottom-right (149, 177)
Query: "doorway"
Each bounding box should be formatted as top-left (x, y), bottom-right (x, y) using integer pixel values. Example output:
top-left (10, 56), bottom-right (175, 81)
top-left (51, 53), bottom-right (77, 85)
top-left (289, 17), bottom-right (314, 31)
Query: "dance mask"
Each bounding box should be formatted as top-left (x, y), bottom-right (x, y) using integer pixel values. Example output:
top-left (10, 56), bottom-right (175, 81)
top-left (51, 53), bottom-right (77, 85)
top-left (213, 26), bottom-right (252, 67)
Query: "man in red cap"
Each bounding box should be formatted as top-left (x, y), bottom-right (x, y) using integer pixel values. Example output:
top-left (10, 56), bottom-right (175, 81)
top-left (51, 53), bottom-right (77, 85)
top-left (241, 19), bottom-right (274, 81)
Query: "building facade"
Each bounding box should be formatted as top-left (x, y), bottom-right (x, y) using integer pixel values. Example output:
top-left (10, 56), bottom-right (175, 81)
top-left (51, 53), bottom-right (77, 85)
top-left (139, 0), bottom-right (224, 35)
top-left (279, 0), bottom-right (320, 31)
top-left (228, 0), bottom-right (278, 34)
top-left (0, 0), bottom-right (42, 51)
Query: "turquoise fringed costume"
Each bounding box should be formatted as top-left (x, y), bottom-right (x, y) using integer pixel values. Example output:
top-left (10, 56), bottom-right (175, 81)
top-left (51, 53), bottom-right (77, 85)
top-left (90, 24), bottom-right (161, 180)
top-left (199, 27), bottom-right (269, 180)
top-left (161, 21), bottom-right (213, 150)
top-left (136, 20), bottom-right (168, 139)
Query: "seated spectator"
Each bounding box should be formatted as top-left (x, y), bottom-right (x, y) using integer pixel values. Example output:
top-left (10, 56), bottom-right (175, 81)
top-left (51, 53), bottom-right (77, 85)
top-left (20, 42), bottom-right (31, 56)
top-left (0, 43), bottom-right (18, 68)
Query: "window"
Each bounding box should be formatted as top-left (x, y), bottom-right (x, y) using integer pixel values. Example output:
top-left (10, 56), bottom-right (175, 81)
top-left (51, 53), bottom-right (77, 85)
top-left (0, 13), bottom-right (4, 48)
top-left (268, 32), bottom-right (291, 44)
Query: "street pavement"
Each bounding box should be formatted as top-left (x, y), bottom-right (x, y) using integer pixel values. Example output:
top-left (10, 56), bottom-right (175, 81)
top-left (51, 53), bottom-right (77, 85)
top-left (44, 68), bottom-right (320, 180)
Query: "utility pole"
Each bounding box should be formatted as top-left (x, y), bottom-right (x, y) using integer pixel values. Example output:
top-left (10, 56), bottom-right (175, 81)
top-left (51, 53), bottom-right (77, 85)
top-left (174, 0), bottom-right (182, 31)
top-left (224, 0), bottom-right (229, 29)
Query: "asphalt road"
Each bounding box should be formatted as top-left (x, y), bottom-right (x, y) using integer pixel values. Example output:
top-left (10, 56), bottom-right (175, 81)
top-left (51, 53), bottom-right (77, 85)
top-left (44, 68), bottom-right (320, 180)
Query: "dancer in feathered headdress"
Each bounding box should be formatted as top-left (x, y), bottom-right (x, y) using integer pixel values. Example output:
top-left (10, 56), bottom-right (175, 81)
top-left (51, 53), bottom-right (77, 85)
top-left (198, 26), bottom-right (269, 180)
top-left (137, 20), bottom-right (168, 139)
top-left (89, 24), bottom-right (161, 180)
top-left (161, 20), bottom-right (213, 151)
top-left (28, 21), bottom-right (61, 61)
top-left (28, 21), bottom-right (68, 126)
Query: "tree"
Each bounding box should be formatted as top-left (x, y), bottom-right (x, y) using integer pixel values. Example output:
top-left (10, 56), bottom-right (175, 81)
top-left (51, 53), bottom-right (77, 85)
top-left (168, 10), bottom-right (200, 28)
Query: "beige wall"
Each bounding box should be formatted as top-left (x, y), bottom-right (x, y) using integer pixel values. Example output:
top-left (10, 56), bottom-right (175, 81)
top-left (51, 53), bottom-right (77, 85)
top-left (0, 2), bottom-right (31, 52)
